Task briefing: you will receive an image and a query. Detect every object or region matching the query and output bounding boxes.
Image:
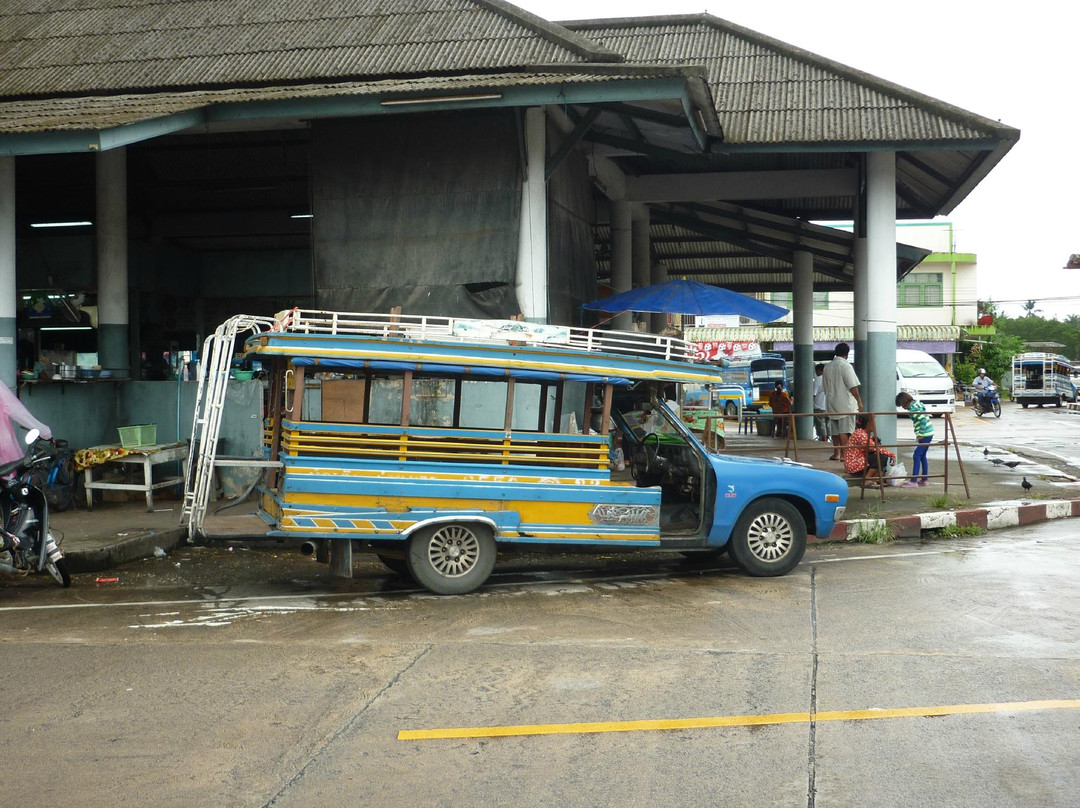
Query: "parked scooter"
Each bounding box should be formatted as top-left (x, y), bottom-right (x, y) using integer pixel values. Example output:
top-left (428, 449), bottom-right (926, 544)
top-left (973, 383), bottom-right (1002, 418)
top-left (0, 429), bottom-right (71, 587)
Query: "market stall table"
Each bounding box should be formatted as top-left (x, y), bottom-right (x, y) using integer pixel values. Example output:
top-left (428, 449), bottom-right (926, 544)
top-left (81, 442), bottom-right (186, 511)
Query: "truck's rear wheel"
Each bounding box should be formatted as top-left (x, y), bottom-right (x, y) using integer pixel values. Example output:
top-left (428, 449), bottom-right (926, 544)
top-left (728, 498), bottom-right (807, 577)
top-left (407, 523), bottom-right (496, 595)
top-left (376, 553), bottom-right (412, 579)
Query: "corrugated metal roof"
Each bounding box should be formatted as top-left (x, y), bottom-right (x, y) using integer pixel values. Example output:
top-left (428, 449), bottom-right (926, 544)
top-left (0, 0), bottom-right (621, 98)
top-left (563, 15), bottom-right (1017, 147)
top-left (0, 70), bottom-right (666, 134)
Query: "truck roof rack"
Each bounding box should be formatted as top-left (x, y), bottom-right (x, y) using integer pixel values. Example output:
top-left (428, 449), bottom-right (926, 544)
top-left (272, 308), bottom-right (699, 364)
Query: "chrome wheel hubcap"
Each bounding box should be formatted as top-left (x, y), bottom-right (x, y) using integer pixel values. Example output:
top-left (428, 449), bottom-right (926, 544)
top-left (745, 512), bottom-right (794, 561)
top-left (427, 525), bottom-right (480, 577)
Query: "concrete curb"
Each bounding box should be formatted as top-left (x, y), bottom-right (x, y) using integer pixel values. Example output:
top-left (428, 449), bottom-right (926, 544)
top-left (824, 498), bottom-right (1080, 542)
top-left (64, 526), bottom-right (188, 574)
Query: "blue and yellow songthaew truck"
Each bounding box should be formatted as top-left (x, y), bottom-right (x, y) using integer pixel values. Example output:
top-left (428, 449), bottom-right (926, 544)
top-left (182, 309), bottom-right (847, 594)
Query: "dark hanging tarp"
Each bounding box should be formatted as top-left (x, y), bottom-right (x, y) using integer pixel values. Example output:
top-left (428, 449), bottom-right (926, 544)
top-left (310, 111), bottom-right (522, 318)
top-left (546, 134), bottom-right (596, 326)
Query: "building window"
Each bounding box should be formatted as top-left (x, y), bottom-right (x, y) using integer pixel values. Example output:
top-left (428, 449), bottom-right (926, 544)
top-left (770, 291), bottom-right (829, 309)
top-left (897, 273), bottom-right (943, 307)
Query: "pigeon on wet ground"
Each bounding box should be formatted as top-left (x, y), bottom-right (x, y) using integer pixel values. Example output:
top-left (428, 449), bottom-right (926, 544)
top-left (983, 447), bottom-right (990, 456)
top-left (1004, 460), bottom-right (1022, 469)
top-left (1021, 477), bottom-right (1033, 491)
top-left (989, 458), bottom-right (1005, 465)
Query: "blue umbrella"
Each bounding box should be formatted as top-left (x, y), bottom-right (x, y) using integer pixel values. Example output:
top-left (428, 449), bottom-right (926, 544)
top-left (582, 279), bottom-right (788, 323)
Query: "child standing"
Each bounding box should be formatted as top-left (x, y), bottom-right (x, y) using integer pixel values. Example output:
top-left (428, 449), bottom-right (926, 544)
top-left (896, 392), bottom-right (933, 486)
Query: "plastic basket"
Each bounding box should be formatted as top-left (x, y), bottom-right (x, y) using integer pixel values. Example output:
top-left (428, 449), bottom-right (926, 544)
top-left (118, 424), bottom-right (157, 449)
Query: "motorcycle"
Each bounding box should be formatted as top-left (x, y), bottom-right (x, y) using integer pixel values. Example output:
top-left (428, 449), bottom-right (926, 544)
top-left (0, 429), bottom-right (72, 587)
top-left (973, 383), bottom-right (1002, 418)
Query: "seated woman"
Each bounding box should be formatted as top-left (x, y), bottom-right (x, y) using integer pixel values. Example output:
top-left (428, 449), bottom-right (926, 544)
top-left (767, 381), bottom-right (792, 438)
top-left (843, 415), bottom-right (896, 487)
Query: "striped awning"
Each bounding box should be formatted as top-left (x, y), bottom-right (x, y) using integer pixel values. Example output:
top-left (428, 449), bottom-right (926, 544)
top-left (685, 325), bottom-right (961, 343)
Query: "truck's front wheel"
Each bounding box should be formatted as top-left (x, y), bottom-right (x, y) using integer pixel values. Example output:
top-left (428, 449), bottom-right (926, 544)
top-left (728, 498), bottom-right (807, 577)
top-left (407, 523), bottom-right (496, 595)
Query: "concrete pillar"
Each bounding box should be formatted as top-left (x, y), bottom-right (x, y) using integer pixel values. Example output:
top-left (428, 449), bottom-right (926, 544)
top-left (650, 261), bottom-right (669, 334)
top-left (866, 151), bottom-right (898, 447)
top-left (96, 148), bottom-right (129, 375)
top-left (0, 158), bottom-right (14, 388)
top-left (792, 250), bottom-right (814, 439)
top-left (515, 107), bottom-right (548, 324)
top-left (610, 200), bottom-right (633, 332)
top-left (853, 237), bottom-right (868, 388)
top-left (631, 204), bottom-right (651, 331)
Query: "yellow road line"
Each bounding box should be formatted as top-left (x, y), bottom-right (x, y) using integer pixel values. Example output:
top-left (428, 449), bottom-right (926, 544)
top-left (397, 699), bottom-right (1080, 741)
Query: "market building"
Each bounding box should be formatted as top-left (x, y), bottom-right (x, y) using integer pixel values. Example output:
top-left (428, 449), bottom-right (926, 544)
top-left (0, 1), bottom-right (1019, 450)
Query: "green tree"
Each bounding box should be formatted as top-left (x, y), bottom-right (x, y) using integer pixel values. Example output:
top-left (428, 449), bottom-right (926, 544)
top-left (953, 358), bottom-right (976, 386)
top-left (1022, 299), bottom-right (1040, 317)
top-left (977, 334), bottom-right (1026, 384)
top-left (996, 313), bottom-right (1080, 360)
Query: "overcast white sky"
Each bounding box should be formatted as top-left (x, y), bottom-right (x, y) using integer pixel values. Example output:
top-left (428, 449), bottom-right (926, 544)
top-left (516, 0), bottom-right (1080, 320)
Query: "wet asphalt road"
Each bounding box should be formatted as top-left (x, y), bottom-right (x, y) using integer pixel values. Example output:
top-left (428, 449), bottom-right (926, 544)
top-left (958, 399), bottom-right (1080, 475)
top-left (2, 520), bottom-right (1079, 808)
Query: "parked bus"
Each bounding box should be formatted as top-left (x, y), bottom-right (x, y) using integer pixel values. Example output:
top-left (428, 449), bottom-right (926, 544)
top-left (705, 353), bottom-right (788, 415)
top-left (183, 310), bottom-right (846, 595)
top-left (1012, 352), bottom-right (1077, 408)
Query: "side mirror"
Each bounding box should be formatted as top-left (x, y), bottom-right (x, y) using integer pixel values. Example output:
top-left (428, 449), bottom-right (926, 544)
top-left (24, 428), bottom-right (40, 445)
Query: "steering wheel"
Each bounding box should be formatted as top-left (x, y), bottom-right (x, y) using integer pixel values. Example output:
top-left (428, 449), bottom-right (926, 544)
top-left (631, 432), bottom-right (662, 481)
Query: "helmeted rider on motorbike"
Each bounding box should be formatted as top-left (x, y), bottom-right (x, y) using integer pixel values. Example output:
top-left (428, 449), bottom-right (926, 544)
top-left (971, 367), bottom-right (994, 411)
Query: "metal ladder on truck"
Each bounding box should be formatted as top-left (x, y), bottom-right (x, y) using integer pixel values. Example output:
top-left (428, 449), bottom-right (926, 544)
top-left (180, 313), bottom-right (279, 540)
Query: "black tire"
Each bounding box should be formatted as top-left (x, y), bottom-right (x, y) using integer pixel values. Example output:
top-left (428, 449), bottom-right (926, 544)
top-left (679, 547), bottom-right (727, 563)
top-left (992, 400), bottom-right (1002, 418)
top-left (48, 456), bottom-right (76, 512)
top-left (1021, 402), bottom-right (1029, 409)
top-left (45, 557), bottom-right (72, 587)
top-left (727, 497), bottom-right (807, 577)
top-left (406, 523), bottom-right (496, 595)
top-left (724, 401), bottom-right (738, 417)
top-left (376, 553), bottom-right (412, 579)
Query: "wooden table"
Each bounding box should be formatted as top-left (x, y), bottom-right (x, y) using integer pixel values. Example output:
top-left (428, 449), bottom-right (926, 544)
top-left (82, 442), bottom-right (187, 511)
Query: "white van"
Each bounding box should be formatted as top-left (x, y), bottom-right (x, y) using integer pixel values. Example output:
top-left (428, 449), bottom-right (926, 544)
top-left (896, 348), bottom-right (955, 414)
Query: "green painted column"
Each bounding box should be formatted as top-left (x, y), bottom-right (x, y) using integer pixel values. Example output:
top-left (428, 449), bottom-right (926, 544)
top-left (852, 236), bottom-right (868, 391)
top-left (0, 157), bottom-right (14, 387)
top-left (792, 250), bottom-right (814, 439)
top-left (866, 152), bottom-right (898, 448)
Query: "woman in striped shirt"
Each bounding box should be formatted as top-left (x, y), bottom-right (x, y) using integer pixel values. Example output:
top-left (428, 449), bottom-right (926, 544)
top-left (896, 392), bottom-right (934, 486)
